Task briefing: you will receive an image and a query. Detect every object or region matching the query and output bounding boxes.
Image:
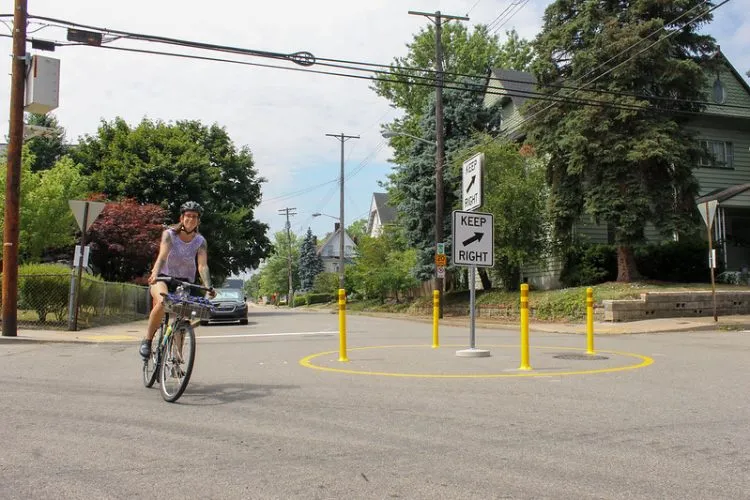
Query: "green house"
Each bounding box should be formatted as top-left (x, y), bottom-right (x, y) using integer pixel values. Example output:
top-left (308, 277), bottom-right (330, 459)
top-left (484, 52), bottom-right (750, 288)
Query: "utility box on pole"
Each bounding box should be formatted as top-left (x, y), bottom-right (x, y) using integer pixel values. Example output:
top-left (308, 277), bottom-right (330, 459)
top-left (24, 55), bottom-right (60, 114)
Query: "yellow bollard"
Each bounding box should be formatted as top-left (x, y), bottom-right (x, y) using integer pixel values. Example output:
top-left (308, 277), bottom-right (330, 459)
top-left (519, 284), bottom-right (531, 370)
top-left (338, 288), bottom-right (348, 362)
top-left (586, 287), bottom-right (595, 355)
top-left (432, 290), bottom-right (440, 348)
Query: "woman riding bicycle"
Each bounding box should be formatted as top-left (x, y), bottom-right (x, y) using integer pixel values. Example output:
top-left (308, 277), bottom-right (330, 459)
top-left (139, 201), bottom-right (215, 360)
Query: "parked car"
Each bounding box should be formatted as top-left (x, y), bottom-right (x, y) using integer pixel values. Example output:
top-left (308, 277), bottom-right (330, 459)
top-left (201, 288), bottom-right (248, 325)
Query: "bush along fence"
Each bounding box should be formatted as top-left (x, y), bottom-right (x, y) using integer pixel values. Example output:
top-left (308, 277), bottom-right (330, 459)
top-left (2, 267), bottom-right (150, 330)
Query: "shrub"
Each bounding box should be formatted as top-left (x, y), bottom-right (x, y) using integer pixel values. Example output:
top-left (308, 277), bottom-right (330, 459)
top-left (307, 292), bottom-right (334, 305)
top-left (312, 272), bottom-right (340, 295)
top-left (17, 263), bottom-right (71, 322)
top-left (559, 244), bottom-right (617, 287)
top-left (635, 238), bottom-right (717, 283)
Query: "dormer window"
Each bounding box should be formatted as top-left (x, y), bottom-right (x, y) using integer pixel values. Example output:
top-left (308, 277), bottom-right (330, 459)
top-left (712, 78), bottom-right (726, 104)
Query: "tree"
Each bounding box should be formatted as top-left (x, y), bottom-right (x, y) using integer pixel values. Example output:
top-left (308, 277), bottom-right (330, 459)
top-left (258, 231), bottom-right (300, 298)
top-left (455, 136), bottom-right (548, 291)
top-left (346, 219), bottom-right (368, 245)
top-left (525, 0), bottom-right (717, 281)
top-left (374, 26), bottom-right (534, 165)
top-left (25, 113), bottom-right (67, 172)
top-left (244, 273), bottom-right (261, 301)
top-left (349, 225), bottom-right (419, 302)
top-left (22, 157), bottom-right (89, 261)
top-left (70, 118), bottom-right (271, 282)
top-left (0, 148), bottom-right (88, 263)
top-left (298, 228), bottom-right (324, 292)
top-left (86, 199), bottom-right (168, 283)
top-left (374, 25), bottom-right (534, 281)
top-left (389, 78), bottom-right (502, 280)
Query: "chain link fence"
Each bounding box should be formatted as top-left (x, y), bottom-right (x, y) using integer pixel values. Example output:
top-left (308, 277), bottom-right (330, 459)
top-left (2, 273), bottom-right (150, 330)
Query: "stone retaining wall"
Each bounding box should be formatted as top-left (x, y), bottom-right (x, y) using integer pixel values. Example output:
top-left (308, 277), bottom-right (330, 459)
top-left (603, 291), bottom-right (750, 322)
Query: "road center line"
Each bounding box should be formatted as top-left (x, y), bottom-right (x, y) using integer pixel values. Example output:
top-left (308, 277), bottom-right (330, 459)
top-left (199, 331), bottom-right (335, 339)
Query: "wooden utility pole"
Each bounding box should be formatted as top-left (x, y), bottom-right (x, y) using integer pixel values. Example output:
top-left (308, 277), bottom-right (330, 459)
top-left (325, 132), bottom-right (359, 289)
top-left (408, 10), bottom-right (468, 318)
top-left (278, 208), bottom-right (297, 306)
top-left (2, 0), bottom-right (28, 337)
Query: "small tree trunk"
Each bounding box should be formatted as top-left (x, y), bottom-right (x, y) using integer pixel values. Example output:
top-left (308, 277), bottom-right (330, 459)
top-left (478, 268), bottom-right (492, 290)
top-left (616, 245), bottom-right (641, 282)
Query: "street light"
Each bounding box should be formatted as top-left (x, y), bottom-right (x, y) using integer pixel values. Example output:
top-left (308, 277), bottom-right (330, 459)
top-left (312, 212), bottom-right (345, 289)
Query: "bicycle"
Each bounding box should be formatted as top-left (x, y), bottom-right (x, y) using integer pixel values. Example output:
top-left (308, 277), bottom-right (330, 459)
top-left (142, 277), bottom-right (215, 403)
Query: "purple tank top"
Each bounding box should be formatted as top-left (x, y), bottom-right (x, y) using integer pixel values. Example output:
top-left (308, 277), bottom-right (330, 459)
top-left (162, 229), bottom-right (205, 282)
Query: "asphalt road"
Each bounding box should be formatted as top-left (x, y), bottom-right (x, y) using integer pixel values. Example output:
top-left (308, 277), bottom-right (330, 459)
top-left (1, 308), bottom-right (748, 499)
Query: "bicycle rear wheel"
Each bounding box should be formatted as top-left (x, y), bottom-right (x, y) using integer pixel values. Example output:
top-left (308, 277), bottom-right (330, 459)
top-left (160, 322), bottom-right (196, 402)
top-left (142, 328), bottom-right (163, 388)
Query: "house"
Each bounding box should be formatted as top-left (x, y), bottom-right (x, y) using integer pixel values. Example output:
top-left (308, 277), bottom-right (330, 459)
top-left (366, 192), bottom-right (397, 237)
top-left (317, 223), bottom-right (358, 273)
top-left (484, 51), bottom-right (750, 288)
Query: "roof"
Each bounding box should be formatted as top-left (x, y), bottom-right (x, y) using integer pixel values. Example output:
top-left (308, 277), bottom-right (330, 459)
top-left (696, 183), bottom-right (750, 204)
top-left (487, 69), bottom-right (537, 109)
top-left (372, 192), bottom-right (397, 224)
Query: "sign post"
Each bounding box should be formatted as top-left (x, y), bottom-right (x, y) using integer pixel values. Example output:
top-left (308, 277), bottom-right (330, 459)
top-left (698, 200), bottom-right (718, 322)
top-left (452, 210), bottom-right (494, 357)
top-left (67, 200), bottom-right (106, 330)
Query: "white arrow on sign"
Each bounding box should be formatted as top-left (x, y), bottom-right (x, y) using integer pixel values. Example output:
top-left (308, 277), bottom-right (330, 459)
top-left (69, 200), bottom-right (106, 232)
top-left (698, 200), bottom-right (718, 230)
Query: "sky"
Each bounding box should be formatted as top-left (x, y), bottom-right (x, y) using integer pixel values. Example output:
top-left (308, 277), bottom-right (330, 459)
top-left (1, 0), bottom-right (748, 273)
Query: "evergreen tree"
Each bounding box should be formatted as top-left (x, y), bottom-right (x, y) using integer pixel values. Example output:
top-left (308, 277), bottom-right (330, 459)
top-left (525, 0), bottom-right (718, 281)
top-left (25, 113), bottom-right (66, 172)
top-left (298, 228), bottom-right (324, 292)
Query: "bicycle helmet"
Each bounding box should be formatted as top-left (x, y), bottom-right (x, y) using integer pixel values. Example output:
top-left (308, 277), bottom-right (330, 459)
top-left (180, 201), bottom-right (204, 216)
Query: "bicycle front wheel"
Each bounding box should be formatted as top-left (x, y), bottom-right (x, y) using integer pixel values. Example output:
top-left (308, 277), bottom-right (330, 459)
top-left (160, 322), bottom-right (196, 402)
top-left (142, 329), bottom-right (163, 388)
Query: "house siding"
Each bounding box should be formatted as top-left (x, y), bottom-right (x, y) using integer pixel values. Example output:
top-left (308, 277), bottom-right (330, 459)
top-left (690, 123), bottom-right (750, 198)
top-left (703, 66), bottom-right (750, 118)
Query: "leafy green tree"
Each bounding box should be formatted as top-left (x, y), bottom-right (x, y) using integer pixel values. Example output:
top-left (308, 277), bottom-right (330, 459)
top-left (22, 157), bottom-right (89, 261)
top-left (69, 117), bottom-right (271, 282)
top-left (298, 228), bottom-right (324, 292)
top-left (374, 25), bottom-right (534, 282)
top-left (455, 136), bottom-right (548, 291)
top-left (1, 148), bottom-right (88, 263)
top-left (346, 218), bottom-right (368, 245)
top-left (86, 199), bottom-right (168, 283)
top-left (244, 273), bottom-right (261, 301)
top-left (525, 0), bottom-right (717, 281)
top-left (25, 113), bottom-right (67, 172)
top-left (374, 26), bottom-right (534, 165)
top-left (349, 225), bottom-right (419, 302)
top-left (258, 231), bottom-right (300, 298)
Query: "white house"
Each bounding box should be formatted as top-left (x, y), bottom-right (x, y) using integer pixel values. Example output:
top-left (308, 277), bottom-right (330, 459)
top-left (317, 224), bottom-right (358, 273)
top-left (366, 192), bottom-right (397, 237)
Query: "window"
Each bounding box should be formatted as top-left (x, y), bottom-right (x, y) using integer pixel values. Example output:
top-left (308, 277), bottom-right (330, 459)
top-left (699, 140), bottom-right (734, 169)
top-left (712, 78), bottom-right (726, 104)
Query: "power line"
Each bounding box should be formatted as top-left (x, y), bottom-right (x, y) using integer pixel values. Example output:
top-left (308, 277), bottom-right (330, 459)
top-left (12, 14), bottom-right (748, 112)
top-left (489, 0), bottom-right (530, 36)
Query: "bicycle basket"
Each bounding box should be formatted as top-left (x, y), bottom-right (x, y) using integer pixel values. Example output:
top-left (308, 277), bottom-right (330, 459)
top-left (163, 294), bottom-right (215, 321)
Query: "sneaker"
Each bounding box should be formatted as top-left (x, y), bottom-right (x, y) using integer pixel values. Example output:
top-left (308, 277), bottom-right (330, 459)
top-left (139, 339), bottom-right (152, 360)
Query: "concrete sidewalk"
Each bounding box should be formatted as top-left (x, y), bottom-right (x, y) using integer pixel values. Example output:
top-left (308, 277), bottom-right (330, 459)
top-left (1, 311), bottom-right (749, 344)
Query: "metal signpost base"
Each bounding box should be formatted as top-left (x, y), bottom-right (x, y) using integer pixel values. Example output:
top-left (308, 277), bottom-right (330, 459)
top-left (456, 265), bottom-right (490, 358)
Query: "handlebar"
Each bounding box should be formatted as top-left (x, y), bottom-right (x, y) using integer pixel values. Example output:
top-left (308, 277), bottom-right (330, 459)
top-left (155, 276), bottom-right (214, 294)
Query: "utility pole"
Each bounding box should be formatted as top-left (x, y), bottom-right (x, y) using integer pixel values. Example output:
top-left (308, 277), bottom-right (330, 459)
top-left (408, 10), bottom-right (468, 318)
top-left (326, 132), bottom-right (359, 290)
top-left (278, 207), bottom-right (297, 307)
top-left (2, 0), bottom-right (28, 337)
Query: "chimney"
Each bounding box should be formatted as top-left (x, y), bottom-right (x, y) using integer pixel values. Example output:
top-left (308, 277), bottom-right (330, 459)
top-left (334, 222), bottom-right (340, 232)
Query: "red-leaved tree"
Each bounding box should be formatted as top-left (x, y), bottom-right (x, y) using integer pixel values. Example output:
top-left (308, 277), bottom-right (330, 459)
top-left (86, 198), bottom-right (168, 283)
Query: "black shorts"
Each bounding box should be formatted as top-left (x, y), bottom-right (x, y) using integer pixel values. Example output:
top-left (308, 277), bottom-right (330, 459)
top-left (157, 274), bottom-right (197, 295)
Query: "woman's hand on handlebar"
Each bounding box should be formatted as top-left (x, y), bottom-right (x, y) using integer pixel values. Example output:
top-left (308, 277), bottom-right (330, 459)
top-left (207, 287), bottom-right (216, 299)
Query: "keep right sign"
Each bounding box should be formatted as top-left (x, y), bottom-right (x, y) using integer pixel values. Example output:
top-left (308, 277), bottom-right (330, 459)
top-left (452, 210), bottom-right (494, 267)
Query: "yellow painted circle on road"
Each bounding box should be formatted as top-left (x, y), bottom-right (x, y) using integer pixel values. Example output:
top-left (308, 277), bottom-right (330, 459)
top-left (299, 344), bottom-right (653, 378)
